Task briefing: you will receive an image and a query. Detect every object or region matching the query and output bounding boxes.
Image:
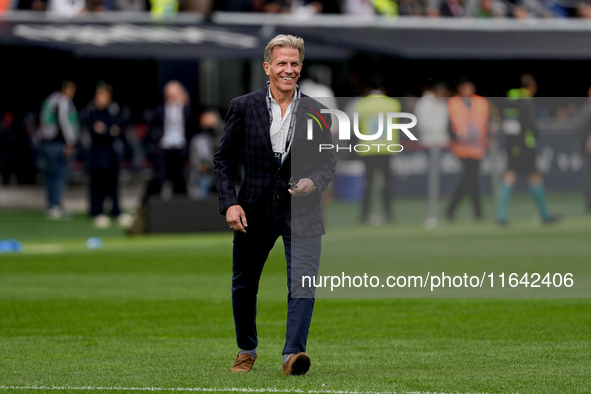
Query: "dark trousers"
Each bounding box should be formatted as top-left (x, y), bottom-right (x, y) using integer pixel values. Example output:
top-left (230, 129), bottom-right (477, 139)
top-left (447, 158), bottom-right (482, 219)
top-left (232, 215), bottom-right (321, 355)
top-left (142, 147), bottom-right (187, 204)
top-left (89, 167), bottom-right (121, 217)
top-left (361, 155), bottom-right (393, 221)
top-left (39, 141), bottom-right (70, 209)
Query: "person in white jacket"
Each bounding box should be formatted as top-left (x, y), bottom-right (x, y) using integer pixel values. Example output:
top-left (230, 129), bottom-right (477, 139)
top-left (414, 83), bottom-right (450, 228)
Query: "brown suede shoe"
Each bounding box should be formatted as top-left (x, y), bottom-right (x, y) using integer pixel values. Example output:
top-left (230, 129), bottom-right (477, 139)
top-left (282, 353), bottom-right (311, 376)
top-left (231, 352), bottom-right (257, 372)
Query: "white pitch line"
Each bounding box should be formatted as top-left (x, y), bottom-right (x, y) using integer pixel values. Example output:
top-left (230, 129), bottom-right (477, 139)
top-left (1, 387), bottom-right (397, 394)
top-left (0, 386), bottom-right (500, 394)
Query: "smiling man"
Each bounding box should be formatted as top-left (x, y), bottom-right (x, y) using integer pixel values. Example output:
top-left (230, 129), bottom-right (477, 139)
top-left (213, 34), bottom-right (336, 376)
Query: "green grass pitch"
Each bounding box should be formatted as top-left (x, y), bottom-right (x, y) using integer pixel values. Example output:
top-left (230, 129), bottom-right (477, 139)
top-left (1, 193), bottom-right (590, 393)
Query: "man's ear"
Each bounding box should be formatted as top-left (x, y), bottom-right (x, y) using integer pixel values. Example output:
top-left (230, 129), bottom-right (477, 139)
top-left (263, 62), bottom-right (270, 76)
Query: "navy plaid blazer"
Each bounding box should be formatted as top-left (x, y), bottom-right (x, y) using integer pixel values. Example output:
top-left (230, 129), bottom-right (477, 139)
top-left (213, 86), bottom-right (336, 237)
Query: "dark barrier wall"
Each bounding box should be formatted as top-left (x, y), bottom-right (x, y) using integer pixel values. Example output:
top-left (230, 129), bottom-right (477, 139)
top-left (334, 132), bottom-right (585, 200)
top-left (148, 198), bottom-right (229, 233)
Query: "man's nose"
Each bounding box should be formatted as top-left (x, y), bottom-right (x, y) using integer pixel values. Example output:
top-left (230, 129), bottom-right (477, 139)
top-left (285, 65), bottom-right (293, 74)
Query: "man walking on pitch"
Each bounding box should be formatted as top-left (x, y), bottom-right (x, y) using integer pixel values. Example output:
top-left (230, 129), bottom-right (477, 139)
top-left (213, 35), bottom-right (336, 375)
top-left (496, 74), bottom-right (560, 225)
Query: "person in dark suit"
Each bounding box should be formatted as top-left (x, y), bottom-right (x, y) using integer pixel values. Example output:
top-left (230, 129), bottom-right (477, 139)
top-left (214, 34), bottom-right (336, 376)
top-left (83, 82), bottom-right (132, 229)
top-left (142, 80), bottom-right (195, 204)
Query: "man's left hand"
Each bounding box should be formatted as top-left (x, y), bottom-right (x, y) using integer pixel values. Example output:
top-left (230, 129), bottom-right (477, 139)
top-left (288, 178), bottom-right (316, 197)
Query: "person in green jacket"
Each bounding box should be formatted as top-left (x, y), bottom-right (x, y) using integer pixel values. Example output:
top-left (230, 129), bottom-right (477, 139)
top-left (38, 80), bottom-right (79, 219)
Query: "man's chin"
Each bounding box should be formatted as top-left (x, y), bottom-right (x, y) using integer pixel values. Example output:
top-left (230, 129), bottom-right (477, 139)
top-left (280, 82), bottom-right (296, 92)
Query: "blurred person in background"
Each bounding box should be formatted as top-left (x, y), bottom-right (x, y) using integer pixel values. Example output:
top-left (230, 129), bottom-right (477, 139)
top-left (573, 86), bottom-right (591, 212)
top-left (446, 80), bottom-right (489, 221)
top-left (82, 82), bottom-right (132, 229)
top-left (0, 112), bottom-right (37, 185)
top-left (355, 85), bottom-right (401, 224)
top-left (508, 0), bottom-right (564, 18)
top-left (14, 0), bottom-right (47, 11)
top-left (440, 0), bottom-right (464, 16)
top-left (225, 0), bottom-right (253, 11)
top-left (0, 112), bottom-right (17, 185)
top-left (425, 0), bottom-right (442, 15)
top-left (149, 0), bottom-right (178, 17)
top-left (141, 80), bottom-right (195, 205)
top-left (178, 0), bottom-right (213, 13)
top-left (38, 80), bottom-right (79, 220)
top-left (414, 83), bottom-right (450, 228)
top-left (148, 0), bottom-right (212, 16)
top-left (496, 74), bottom-right (560, 225)
top-left (46, 0), bottom-right (86, 16)
top-left (189, 109), bottom-right (221, 199)
top-left (398, 0), bottom-right (428, 15)
top-left (342, 0), bottom-right (376, 14)
top-left (0, 0), bottom-right (11, 12)
top-left (261, 0), bottom-right (340, 13)
top-left (370, 0), bottom-right (400, 15)
top-left (577, 0), bottom-right (591, 17)
top-left (19, 112), bottom-right (40, 185)
top-left (86, 0), bottom-right (114, 12)
top-left (469, 0), bottom-right (506, 17)
top-left (114, 0), bottom-right (146, 10)
top-left (298, 65), bottom-right (338, 112)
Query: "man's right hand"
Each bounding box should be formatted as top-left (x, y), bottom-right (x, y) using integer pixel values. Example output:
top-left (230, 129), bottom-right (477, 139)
top-left (226, 205), bottom-right (248, 233)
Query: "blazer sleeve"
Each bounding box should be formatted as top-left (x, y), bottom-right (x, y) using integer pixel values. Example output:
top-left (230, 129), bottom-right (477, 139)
top-left (213, 98), bottom-right (243, 215)
top-left (306, 115), bottom-right (336, 196)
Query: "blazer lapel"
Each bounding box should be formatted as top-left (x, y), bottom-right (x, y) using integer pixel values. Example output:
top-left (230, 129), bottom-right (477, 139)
top-left (283, 99), bottom-right (308, 164)
top-left (252, 88), bottom-right (277, 165)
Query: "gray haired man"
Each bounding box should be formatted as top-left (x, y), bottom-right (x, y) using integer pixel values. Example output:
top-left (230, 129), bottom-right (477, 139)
top-left (214, 34), bottom-right (336, 375)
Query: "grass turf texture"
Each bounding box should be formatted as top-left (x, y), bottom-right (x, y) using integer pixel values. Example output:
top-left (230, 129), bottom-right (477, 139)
top-left (1, 193), bottom-right (590, 393)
